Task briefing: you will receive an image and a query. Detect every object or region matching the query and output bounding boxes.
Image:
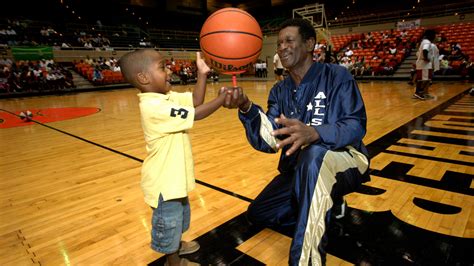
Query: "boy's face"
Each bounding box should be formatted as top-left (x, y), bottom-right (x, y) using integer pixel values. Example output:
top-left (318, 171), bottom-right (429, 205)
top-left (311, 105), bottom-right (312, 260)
top-left (143, 52), bottom-right (171, 94)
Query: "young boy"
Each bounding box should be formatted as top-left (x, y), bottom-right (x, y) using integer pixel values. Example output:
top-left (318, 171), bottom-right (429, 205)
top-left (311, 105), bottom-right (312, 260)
top-left (119, 49), bottom-right (226, 266)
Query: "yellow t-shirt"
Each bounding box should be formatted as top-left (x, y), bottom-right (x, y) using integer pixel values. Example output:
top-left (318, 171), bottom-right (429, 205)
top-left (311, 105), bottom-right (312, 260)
top-left (138, 91), bottom-right (196, 208)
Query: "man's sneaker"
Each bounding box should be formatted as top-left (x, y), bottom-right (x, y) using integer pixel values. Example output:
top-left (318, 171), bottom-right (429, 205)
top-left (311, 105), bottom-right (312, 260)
top-left (334, 201), bottom-right (346, 219)
top-left (412, 93), bottom-right (426, 100)
top-left (178, 241), bottom-right (200, 256)
top-left (165, 258), bottom-right (200, 266)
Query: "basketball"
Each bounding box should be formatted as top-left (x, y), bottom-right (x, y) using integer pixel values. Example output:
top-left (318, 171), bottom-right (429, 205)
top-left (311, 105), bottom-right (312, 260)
top-left (19, 110), bottom-right (33, 121)
top-left (200, 8), bottom-right (263, 74)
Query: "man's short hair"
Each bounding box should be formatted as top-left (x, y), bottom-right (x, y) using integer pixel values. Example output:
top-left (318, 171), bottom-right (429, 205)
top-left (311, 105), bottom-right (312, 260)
top-left (279, 18), bottom-right (317, 43)
top-left (423, 29), bottom-right (436, 41)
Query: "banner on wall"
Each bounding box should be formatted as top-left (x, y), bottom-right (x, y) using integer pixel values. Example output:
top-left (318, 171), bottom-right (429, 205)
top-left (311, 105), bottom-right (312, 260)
top-left (397, 19), bottom-right (421, 30)
top-left (11, 46), bottom-right (53, 61)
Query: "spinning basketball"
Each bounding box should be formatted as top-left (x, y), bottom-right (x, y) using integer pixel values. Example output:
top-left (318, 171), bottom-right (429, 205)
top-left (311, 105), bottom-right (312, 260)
top-left (200, 8), bottom-right (263, 75)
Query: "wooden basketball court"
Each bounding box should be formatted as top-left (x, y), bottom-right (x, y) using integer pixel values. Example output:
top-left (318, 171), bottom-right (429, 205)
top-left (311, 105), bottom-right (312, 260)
top-left (1, 80), bottom-right (472, 265)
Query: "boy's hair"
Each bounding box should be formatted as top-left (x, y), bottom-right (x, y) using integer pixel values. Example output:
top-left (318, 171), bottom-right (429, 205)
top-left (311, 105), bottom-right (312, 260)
top-left (279, 18), bottom-right (317, 43)
top-left (118, 49), bottom-right (158, 88)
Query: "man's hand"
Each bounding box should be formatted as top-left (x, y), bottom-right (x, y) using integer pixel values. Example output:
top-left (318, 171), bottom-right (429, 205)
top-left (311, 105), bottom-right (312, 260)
top-left (222, 87), bottom-right (249, 109)
top-left (196, 52), bottom-right (210, 76)
top-left (271, 114), bottom-right (320, 156)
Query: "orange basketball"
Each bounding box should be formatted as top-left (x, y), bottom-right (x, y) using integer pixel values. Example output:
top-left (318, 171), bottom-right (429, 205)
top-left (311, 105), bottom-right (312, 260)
top-left (200, 8), bottom-right (263, 75)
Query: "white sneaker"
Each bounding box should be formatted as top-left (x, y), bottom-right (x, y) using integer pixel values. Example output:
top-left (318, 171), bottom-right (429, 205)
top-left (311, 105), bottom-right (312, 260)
top-left (335, 201), bottom-right (346, 219)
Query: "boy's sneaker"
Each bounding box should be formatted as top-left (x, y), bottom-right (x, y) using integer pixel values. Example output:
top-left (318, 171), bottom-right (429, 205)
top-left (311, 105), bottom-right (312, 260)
top-left (412, 93), bottom-right (426, 100)
top-left (181, 258), bottom-right (200, 266)
top-left (424, 94), bottom-right (435, 99)
top-left (179, 241), bottom-right (200, 255)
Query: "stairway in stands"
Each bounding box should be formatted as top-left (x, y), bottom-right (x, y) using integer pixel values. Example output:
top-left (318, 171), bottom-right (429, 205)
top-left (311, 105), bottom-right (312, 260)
top-left (393, 53), bottom-right (416, 79)
top-left (69, 68), bottom-right (93, 89)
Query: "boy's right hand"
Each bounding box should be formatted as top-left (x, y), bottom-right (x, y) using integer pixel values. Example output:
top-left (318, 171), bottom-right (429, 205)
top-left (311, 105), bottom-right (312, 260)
top-left (196, 52), bottom-right (211, 76)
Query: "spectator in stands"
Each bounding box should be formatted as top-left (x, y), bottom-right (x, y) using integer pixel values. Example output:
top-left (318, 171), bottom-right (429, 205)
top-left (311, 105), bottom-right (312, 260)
top-left (466, 59), bottom-right (474, 81)
top-left (40, 27), bottom-right (49, 44)
top-left (389, 29), bottom-right (395, 38)
top-left (315, 42), bottom-right (324, 50)
top-left (7, 68), bottom-right (21, 92)
top-left (317, 46), bottom-right (326, 63)
top-left (451, 42), bottom-right (461, 52)
top-left (46, 68), bottom-right (60, 90)
top-left (61, 42), bottom-right (72, 49)
top-left (0, 28), bottom-right (7, 45)
top-left (339, 57), bottom-right (353, 72)
top-left (439, 32), bottom-right (448, 42)
top-left (366, 32), bottom-right (373, 40)
top-left (460, 57), bottom-right (471, 78)
top-left (0, 69), bottom-right (10, 93)
top-left (379, 58), bottom-right (394, 75)
top-left (366, 32), bottom-right (374, 46)
top-left (352, 57), bottom-right (366, 77)
top-left (0, 56), bottom-right (13, 67)
top-left (92, 66), bottom-right (103, 84)
top-left (6, 26), bottom-right (17, 46)
top-left (85, 55), bottom-right (94, 65)
top-left (344, 46), bottom-right (354, 57)
top-left (61, 67), bottom-right (75, 88)
top-left (101, 36), bottom-right (111, 48)
top-left (438, 55), bottom-right (452, 75)
top-left (389, 45), bottom-right (397, 55)
top-left (448, 48), bottom-right (466, 61)
top-left (111, 62), bottom-right (121, 72)
top-left (84, 41), bottom-right (93, 49)
top-left (179, 65), bottom-right (188, 85)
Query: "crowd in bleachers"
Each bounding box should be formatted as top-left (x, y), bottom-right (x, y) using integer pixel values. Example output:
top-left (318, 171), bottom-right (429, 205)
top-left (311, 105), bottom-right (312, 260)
top-left (73, 56), bottom-right (219, 86)
top-left (433, 23), bottom-right (473, 78)
top-left (0, 57), bottom-right (75, 94)
top-left (1, 18), bottom-right (188, 50)
top-left (1, 18), bottom-right (133, 50)
top-left (164, 58), bottom-right (218, 84)
top-left (312, 23), bottom-right (473, 79)
top-left (74, 56), bottom-right (123, 85)
top-left (314, 28), bottom-right (420, 76)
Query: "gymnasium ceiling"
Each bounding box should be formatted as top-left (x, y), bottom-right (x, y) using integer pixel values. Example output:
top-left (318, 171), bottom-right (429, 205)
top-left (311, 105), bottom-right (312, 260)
top-left (3, 0), bottom-right (472, 32)
top-left (206, 0), bottom-right (289, 12)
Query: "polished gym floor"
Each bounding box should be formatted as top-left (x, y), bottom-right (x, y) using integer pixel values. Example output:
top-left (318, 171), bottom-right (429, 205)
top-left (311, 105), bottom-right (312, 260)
top-left (0, 79), bottom-right (472, 265)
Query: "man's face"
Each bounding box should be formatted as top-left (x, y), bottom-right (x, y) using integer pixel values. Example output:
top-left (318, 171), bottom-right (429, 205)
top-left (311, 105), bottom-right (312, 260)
top-left (277, 26), bottom-right (311, 69)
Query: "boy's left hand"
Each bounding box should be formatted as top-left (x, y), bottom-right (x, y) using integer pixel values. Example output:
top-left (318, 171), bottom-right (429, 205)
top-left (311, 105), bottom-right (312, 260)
top-left (196, 52), bottom-right (211, 76)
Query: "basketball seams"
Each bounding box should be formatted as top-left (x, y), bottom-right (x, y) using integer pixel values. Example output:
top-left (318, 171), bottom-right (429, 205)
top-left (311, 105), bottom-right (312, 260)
top-left (204, 8), bottom-right (258, 25)
top-left (200, 47), bottom-right (262, 60)
top-left (200, 31), bottom-right (263, 40)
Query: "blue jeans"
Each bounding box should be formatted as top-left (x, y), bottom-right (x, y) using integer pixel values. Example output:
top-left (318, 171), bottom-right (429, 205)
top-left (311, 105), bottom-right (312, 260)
top-left (151, 195), bottom-right (190, 254)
